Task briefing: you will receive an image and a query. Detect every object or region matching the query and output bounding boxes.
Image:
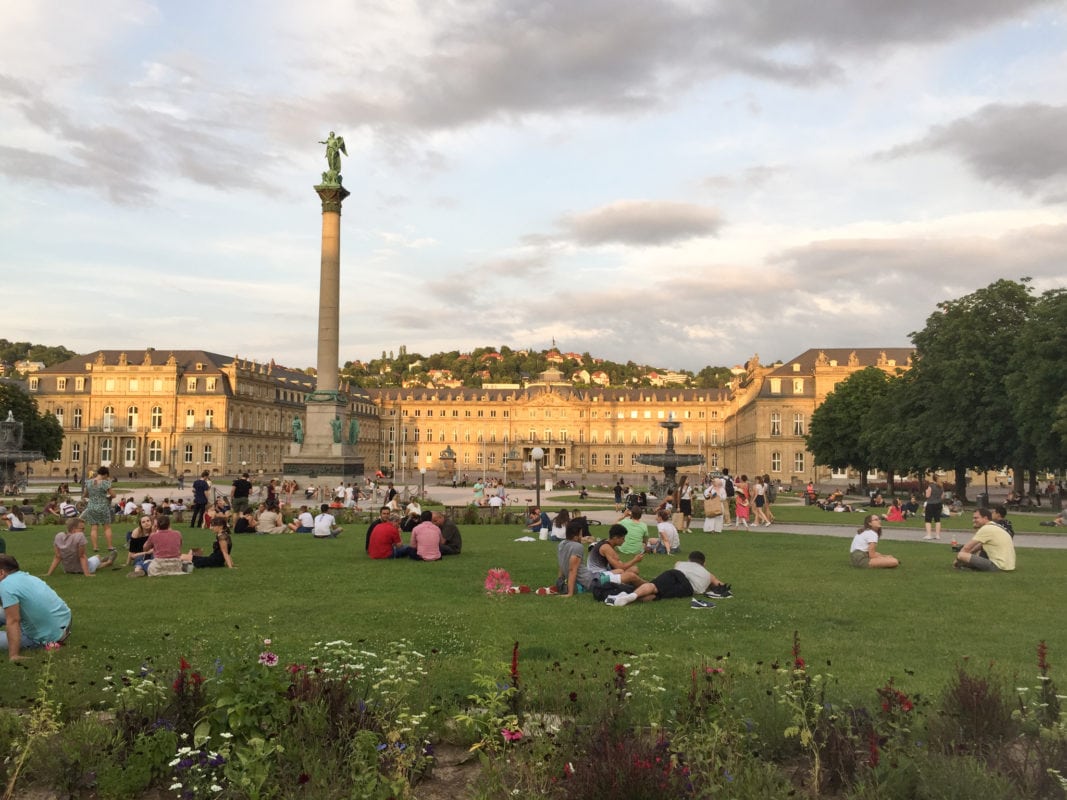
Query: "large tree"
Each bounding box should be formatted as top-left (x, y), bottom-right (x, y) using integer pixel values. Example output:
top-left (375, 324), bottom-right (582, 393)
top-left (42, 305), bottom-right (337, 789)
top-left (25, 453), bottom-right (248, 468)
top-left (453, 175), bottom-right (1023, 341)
top-left (0, 381), bottom-right (63, 460)
top-left (1008, 288), bottom-right (1067, 483)
top-left (907, 279), bottom-right (1035, 499)
top-left (806, 367), bottom-right (891, 492)
top-left (860, 371), bottom-right (927, 488)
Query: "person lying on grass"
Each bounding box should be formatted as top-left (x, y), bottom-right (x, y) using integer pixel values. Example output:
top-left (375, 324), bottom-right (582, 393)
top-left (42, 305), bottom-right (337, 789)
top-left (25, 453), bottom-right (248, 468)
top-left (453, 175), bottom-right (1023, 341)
top-left (605, 551), bottom-right (732, 606)
top-left (849, 514), bottom-right (899, 569)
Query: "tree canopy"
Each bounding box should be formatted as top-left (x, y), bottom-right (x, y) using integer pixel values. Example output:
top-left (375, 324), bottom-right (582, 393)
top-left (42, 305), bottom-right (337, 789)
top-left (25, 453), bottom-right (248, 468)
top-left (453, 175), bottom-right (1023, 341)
top-left (0, 381), bottom-right (63, 460)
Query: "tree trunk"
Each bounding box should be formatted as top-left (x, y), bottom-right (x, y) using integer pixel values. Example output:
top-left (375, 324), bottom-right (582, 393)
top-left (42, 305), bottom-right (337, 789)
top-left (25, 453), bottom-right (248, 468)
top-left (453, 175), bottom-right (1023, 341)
top-left (953, 463), bottom-right (968, 502)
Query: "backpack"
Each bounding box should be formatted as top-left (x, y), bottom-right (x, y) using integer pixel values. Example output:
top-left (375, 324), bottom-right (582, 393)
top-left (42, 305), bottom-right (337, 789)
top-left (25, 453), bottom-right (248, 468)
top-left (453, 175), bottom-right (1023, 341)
top-left (724, 477), bottom-right (735, 497)
top-left (591, 581), bottom-right (636, 602)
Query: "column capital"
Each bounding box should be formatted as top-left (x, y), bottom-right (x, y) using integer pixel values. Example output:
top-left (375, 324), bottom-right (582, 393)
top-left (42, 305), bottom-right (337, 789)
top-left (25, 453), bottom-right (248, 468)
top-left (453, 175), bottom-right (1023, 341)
top-left (314, 183), bottom-right (351, 214)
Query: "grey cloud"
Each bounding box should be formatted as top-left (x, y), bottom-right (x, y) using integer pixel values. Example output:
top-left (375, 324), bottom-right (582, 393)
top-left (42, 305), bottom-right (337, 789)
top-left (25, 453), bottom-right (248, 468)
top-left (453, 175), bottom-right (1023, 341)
top-left (558, 200), bottom-right (723, 246)
top-left (884, 103), bottom-right (1067, 202)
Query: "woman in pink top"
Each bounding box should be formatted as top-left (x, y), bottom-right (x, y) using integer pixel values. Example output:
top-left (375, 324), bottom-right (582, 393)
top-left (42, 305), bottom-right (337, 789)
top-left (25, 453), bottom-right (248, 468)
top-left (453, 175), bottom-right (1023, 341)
top-left (134, 516), bottom-right (185, 576)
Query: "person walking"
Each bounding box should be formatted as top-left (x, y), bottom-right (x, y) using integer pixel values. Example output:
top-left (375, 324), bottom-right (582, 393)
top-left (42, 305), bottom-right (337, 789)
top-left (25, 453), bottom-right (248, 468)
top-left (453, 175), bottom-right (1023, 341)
top-left (190, 471), bottom-right (211, 529)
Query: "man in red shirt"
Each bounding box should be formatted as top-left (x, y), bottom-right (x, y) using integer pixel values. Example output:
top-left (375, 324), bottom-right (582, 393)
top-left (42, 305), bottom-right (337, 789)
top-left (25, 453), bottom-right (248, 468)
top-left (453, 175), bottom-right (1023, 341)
top-left (367, 511), bottom-right (414, 559)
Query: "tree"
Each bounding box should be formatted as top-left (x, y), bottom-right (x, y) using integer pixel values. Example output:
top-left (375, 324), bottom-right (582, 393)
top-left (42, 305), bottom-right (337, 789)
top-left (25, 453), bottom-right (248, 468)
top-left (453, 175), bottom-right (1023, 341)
top-left (860, 372), bottom-right (926, 489)
top-left (805, 367), bottom-right (891, 492)
top-left (907, 279), bottom-right (1035, 499)
top-left (1008, 288), bottom-right (1067, 478)
top-left (0, 381), bottom-right (63, 460)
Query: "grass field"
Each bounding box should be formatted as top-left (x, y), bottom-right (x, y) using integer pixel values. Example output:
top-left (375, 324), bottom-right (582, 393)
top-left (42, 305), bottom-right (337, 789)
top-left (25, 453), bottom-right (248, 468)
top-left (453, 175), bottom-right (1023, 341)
top-left (2, 518), bottom-right (1065, 714)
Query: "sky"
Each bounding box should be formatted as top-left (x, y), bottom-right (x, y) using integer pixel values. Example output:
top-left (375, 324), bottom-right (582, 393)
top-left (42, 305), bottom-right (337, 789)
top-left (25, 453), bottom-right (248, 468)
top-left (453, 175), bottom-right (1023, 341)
top-left (2, 0), bottom-right (1067, 373)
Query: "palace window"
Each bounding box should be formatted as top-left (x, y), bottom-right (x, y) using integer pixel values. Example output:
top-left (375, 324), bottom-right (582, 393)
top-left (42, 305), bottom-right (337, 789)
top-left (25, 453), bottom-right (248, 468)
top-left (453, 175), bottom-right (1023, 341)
top-left (100, 438), bottom-right (113, 463)
top-left (57, 378), bottom-right (67, 391)
top-left (123, 439), bottom-right (137, 465)
top-left (72, 407), bottom-right (82, 429)
top-left (794, 451), bottom-right (805, 472)
top-left (187, 377), bottom-right (197, 391)
top-left (205, 409), bottom-right (214, 430)
top-left (184, 444), bottom-right (193, 463)
top-left (203, 444), bottom-right (213, 464)
top-left (771, 451), bottom-right (782, 472)
top-left (127, 406), bottom-right (139, 429)
top-left (793, 413), bottom-right (804, 436)
top-left (151, 406), bottom-right (163, 431)
top-left (770, 412), bottom-right (781, 436)
top-left (103, 406), bottom-right (116, 431)
top-left (75, 377), bottom-right (85, 391)
top-left (71, 442), bottom-right (81, 462)
top-left (793, 378), bottom-right (804, 394)
top-left (591, 453), bottom-right (598, 467)
top-left (186, 409), bottom-right (195, 429)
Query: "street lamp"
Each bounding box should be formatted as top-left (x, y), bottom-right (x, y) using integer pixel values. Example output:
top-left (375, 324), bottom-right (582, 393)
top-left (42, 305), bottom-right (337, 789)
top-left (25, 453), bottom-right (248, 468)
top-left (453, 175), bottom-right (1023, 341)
top-left (532, 446), bottom-right (545, 509)
top-left (420, 466), bottom-right (426, 499)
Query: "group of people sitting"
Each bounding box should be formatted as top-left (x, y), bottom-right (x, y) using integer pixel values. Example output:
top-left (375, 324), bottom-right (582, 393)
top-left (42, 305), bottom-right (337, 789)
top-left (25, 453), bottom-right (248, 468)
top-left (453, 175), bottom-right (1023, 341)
top-left (364, 506), bottom-right (462, 561)
top-left (554, 514), bottom-right (733, 609)
top-left (850, 505), bottom-right (1017, 573)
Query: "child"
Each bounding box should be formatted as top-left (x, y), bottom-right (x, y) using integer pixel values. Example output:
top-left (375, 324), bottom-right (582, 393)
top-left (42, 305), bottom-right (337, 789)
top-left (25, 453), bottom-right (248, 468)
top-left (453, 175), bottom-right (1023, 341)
top-left (735, 491), bottom-right (751, 529)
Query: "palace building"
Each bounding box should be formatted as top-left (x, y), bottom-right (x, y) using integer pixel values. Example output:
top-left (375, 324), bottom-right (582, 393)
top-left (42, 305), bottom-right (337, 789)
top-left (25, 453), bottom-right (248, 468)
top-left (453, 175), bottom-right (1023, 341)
top-left (31, 350), bottom-right (379, 480)
top-left (29, 346), bottom-right (913, 487)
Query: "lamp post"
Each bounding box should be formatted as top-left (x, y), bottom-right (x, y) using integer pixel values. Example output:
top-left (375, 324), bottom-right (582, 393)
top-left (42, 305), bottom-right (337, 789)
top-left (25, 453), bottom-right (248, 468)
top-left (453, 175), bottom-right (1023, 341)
top-left (420, 466), bottom-right (426, 499)
top-left (532, 446), bottom-right (544, 510)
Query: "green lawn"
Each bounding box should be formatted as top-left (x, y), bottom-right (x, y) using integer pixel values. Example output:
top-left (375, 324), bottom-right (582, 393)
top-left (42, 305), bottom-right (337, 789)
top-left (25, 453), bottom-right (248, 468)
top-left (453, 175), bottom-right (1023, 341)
top-left (1, 520), bottom-right (1065, 713)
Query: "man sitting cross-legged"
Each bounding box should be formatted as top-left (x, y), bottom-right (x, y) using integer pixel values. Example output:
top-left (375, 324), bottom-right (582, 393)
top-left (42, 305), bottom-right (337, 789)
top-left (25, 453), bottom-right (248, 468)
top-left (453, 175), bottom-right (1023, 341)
top-left (605, 551), bottom-right (732, 608)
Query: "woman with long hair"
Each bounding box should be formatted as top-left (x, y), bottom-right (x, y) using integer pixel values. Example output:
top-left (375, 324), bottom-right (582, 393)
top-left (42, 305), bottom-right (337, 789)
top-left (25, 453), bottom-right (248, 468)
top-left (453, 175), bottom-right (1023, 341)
top-left (84, 466), bottom-right (116, 552)
top-left (850, 514), bottom-right (899, 569)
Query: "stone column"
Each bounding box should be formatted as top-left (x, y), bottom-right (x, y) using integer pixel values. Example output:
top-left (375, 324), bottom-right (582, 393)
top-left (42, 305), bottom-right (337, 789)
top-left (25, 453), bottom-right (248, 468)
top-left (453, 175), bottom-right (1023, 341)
top-left (314, 184), bottom-right (349, 395)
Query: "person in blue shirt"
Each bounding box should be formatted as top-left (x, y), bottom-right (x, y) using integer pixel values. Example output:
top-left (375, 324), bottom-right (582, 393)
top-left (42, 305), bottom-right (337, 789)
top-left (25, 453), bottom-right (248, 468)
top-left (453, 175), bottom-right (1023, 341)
top-left (0, 554), bottom-right (72, 660)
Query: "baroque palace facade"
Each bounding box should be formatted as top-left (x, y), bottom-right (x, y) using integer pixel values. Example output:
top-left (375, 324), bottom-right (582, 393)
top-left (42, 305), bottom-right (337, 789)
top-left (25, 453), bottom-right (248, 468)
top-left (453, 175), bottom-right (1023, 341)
top-left (29, 347), bottom-right (912, 486)
top-left (30, 350), bottom-right (380, 480)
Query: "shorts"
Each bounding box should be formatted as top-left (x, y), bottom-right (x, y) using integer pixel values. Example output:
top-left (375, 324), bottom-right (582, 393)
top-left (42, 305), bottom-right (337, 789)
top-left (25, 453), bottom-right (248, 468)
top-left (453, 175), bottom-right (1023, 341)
top-left (850, 550), bottom-right (869, 568)
top-left (232, 497), bottom-right (250, 514)
top-left (650, 569), bottom-right (695, 600)
top-left (755, 495), bottom-right (766, 508)
top-left (924, 503), bottom-right (943, 523)
top-left (680, 499), bottom-right (693, 515)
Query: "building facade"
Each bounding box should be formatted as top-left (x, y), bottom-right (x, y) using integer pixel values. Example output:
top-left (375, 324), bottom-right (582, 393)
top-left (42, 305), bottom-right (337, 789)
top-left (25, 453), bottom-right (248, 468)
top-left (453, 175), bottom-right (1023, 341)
top-left (30, 346), bottom-right (914, 486)
top-left (31, 350), bottom-right (379, 480)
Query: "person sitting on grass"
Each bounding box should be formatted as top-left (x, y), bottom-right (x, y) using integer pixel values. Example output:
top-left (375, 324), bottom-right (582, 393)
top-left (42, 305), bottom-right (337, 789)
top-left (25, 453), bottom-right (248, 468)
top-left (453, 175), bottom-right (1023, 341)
top-left (4, 509), bottom-right (26, 531)
top-left (526, 507), bottom-right (551, 534)
top-left (287, 505), bottom-right (314, 533)
top-left (126, 515), bottom-right (155, 568)
top-left (954, 507), bottom-right (1016, 572)
top-left (550, 509), bottom-right (570, 541)
top-left (617, 508), bottom-right (649, 556)
top-left (234, 508), bottom-right (257, 534)
top-left (434, 512), bottom-right (462, 556)
top-left (367, 510), bottom-right (414, 559)
top-left (884, 498), bottom-right (906, 523)
top-left (558, 519), bottom-right (595, 598)
top-left (409, 510), bottom-right (442, 561)
top-left (46, 519), bottom-right (118, 576)
top-left (133, 515), bottom-right (185, 577)
top-left (647, 509), bottom-right (680, 554)
top-left (313, 504), bottom-right (343, 539)
top-left (0, 554), bottom-right (72, 660)
top-left (849, 515), bottom-right (899, 569)
top-left (604, 551), bottom-right (732, 607)
top-left (1040, 512), bottom-right (1065, 527)
top-left (587, 524), bottom-right (644, 588)
top-left (180, 518), bottom-right (235, 570)
top-left (991, 504), bottom-right (1015, 538)
top-left (255, 500), bottom-right (287, 534)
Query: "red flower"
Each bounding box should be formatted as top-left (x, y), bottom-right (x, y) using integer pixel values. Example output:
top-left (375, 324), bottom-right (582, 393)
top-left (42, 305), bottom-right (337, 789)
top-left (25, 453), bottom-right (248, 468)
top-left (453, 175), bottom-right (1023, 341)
top-left (179, 656), bottom-right (191, 672)
top-left (793, 657), bottom-right (805, 670)
top-left (190, 672), bottom-right (204, 686)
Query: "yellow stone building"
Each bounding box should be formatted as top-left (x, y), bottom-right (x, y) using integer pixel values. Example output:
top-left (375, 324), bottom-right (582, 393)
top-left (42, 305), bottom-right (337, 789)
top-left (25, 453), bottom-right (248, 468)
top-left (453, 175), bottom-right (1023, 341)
top-left (30, 346), bottom-right (914, 487)
top-left (31, 350), bottom-right (379, 481)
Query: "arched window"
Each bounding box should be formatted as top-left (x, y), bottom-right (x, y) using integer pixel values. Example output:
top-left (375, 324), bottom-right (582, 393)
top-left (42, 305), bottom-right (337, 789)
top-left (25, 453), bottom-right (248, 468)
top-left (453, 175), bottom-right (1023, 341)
top-left (148, 440), bottom-right (163, 466)
top-left (151, 406), bottom-right (163, 431)
top-left (103, 406), bottom-right (115, 431)
top-left (127, 406), bottom-right (139, 429)
top-left (100, 438), bottom-right (113, 463)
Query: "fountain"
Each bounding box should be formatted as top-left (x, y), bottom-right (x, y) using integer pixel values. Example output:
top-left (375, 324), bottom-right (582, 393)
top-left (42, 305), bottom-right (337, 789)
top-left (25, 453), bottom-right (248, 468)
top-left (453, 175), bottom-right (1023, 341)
top-left (635, 415), bottom-right (704, 496)
top-left (0, 411), bottom-right (45, 490)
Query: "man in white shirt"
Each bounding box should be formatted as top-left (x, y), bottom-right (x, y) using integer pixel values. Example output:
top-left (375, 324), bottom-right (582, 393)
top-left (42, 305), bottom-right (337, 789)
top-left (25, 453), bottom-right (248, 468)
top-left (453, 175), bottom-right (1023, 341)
top-left (313, 504), bottom-right (342, 538)
top-left (605, 552), bottom-right (732, 607)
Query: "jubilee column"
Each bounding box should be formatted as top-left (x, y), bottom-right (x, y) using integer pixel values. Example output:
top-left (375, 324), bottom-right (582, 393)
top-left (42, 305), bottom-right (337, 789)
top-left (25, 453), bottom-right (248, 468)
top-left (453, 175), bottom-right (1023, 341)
top-left (282, 133), bottom-right (363, 482)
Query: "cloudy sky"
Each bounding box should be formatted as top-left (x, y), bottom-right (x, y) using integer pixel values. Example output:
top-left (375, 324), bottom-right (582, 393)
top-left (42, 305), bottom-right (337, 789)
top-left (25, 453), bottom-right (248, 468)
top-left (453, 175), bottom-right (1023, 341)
top-left (3, 1), bottom-right (1066, 372)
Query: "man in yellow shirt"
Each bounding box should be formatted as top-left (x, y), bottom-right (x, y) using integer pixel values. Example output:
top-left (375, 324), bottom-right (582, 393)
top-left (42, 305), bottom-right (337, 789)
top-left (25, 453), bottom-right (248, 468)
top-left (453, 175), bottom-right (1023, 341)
top-left (955, 508), bottom-right (1016, 572)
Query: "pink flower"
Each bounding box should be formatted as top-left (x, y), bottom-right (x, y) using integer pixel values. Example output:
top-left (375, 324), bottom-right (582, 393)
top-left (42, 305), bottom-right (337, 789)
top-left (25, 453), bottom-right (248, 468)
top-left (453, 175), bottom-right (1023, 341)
top-left (263, 638), bottom-right (272, 646)
top-left (258, 651), bottom-right (279, 667)
top-left (501, 728), bottom-right (524, 743)
top-left (44, 642), bottom-right (63, 651)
